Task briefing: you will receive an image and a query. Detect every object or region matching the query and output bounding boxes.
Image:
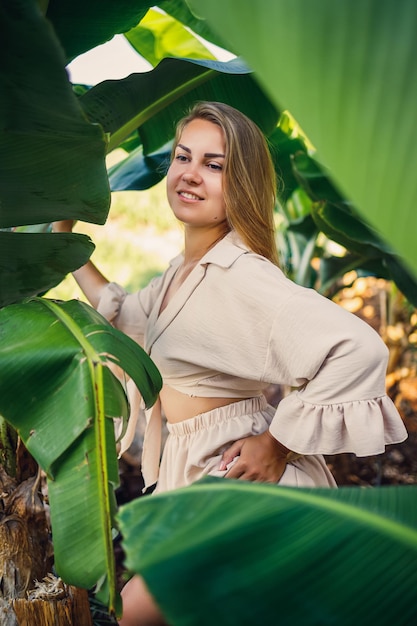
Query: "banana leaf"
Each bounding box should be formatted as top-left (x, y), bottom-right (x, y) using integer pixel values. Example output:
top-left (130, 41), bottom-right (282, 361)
top-left (0, 0), bottom-right (111, 227)
top-left (108, 143), bottom-right (171, 192)
top-left (125, 8), bottom-right (216, 67)
top-left (268, 117), bottom-right (311, 203)
top-left (119, 477), bottom-right (417, 626)
top-left (311, 202), bottom-right (417, 306)
top-left (1, 0), bottom-right (278, 306)
top-left (46, 0), bottom-right (226, 65)
top-left (80, 57), bottom-right (280, 155)
top-left (189, 0), bottom-right (417, 275)
top-left (0, 232), bottom-right (94, 308)
top-left (46, 0), bottom-right (155, 62)
top-left (156, 0), bottom-right (229, 52)
top-left (0, 297), bottom-right (162, 612)
top-left (290, 153), bottom-right (417, 305)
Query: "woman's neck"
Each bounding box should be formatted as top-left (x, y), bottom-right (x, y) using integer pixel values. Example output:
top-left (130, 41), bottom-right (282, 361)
top-left (182, 224), bottom-right (230, 266)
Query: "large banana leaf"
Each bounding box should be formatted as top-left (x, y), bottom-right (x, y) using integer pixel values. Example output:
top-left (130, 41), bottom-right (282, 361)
top-left (289, 153), bottom-right (417, 305)
top-left (45, 0), bottom-right (226, 64)
top-left (0, 0), bottom-right (111, 304)
top-left (0, 0), bottom-right (278, 307)
top-left (0, 0), bottom-right (110, 227)
top-left (0, 298), bottom-right (162, 612)
top-left (80, 57), bottom-right (279, 155)
top-left (125, 8), bottom-right (216, 67)
top-left (46, 0), bottom-right (155, 62)
top-left (156, 0), bottom-right (229, 52)
top-left (190, 0), bottom-right (417, 275)
top-left (119, 478), bottom-right (417, 626)
top-left (0, 232), bottom-right (94, 308)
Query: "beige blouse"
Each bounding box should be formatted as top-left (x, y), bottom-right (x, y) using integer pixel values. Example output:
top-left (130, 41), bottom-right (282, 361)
top-left (98, 231), bottom-right (407, 487)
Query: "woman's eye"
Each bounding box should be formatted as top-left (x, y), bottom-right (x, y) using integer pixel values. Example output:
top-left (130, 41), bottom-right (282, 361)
top-left (207, 162), bottom-right (222, 171)
top-left (175, 154), bottom-right (188, 162)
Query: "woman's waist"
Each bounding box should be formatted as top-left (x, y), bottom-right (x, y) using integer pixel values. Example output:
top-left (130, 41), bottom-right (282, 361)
top-left (160, 385), bottom-right (264, 423)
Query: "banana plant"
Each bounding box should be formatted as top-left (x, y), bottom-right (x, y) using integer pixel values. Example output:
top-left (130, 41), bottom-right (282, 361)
top-left (0, 0), bottom-right (279, 307)
top-left (2, 0), bottom-right (416, 619)
top-left (286, 149), bottom-right (417, 306)
top-left (0, 0), bottom-right (278, 616)
top-left (119, 477), bottom-right (417, 626)
top-left (0, 298), bottom-right (162, 613)
top-left (189, 0), bottom-right (417, 276)
top-left (3, 0), bottom-right (416, 304)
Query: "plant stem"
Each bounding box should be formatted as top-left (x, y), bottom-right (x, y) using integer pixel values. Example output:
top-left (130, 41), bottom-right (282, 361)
top-left (0, 415), bottom-right (17, 477)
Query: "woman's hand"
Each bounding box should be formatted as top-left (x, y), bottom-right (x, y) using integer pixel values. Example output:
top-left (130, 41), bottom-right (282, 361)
top-left (219, 431), bottom-right (290, 484)
top-left (52, 220), bottom-right (75, 233)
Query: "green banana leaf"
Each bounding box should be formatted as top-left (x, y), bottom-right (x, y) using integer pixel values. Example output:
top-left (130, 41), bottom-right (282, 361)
top-left (311, 201), bottom-right (417, 306)
top-left (80, 57), bottom-right (279, 155)
top-left (45, 0), bottom-right (227, 64)
top-left (268, 116), bottom-right (312, 203)
top-left (1, 0), bottom-right (278, 307)
top-left (156, 0), bottom-right (229, 52)
top-left (0, 232), bottom-right (94, 308)
top-left (0, 297), bottom-right (162, 612)
top-left (290, 153), bottom-right (417, 305)
top-left (125, 7), bottom-right (216, 67)
top-left (189, 0), bottom-right (417, 275)
top-left (119, 477), bottom-right (417, 626)
top-left (0, 0), bottom-right (110, 228)
top-left (108, 143), bottom-right (171, 192)
top-left (46, 0), bottom-right (155, 62)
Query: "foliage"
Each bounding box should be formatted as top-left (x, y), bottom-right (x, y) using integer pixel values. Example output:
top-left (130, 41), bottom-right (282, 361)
top-left (2, 0), bottom-right (416, 305)
top-left (119, 477), bottom-right (417, 626)
top-left (0, 0), bottom-right (275, 613)
top-left (0, 298), bottom-right (162, 611)
top-left (0, 0), bottom-right (279, 307)
top-left (1, 0), bottom-right (417, 618)
top-left (270, 116), bottom-right (417, 305)
top-left (47, 184), bottom-right (182, 301)
top-left (0, 0), bottom-right (111, 227)
top-left (189, 0), bottom-right (417, 275)
top-left (124, 7), bottom-right (217, 67)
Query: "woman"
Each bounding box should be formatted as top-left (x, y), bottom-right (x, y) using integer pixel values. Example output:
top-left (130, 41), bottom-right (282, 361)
top-left (53, 101), bottom-right (407, 625)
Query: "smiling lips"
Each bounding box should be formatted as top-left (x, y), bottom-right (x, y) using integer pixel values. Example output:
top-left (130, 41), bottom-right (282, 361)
top-left (179, 190), bottom-right (203, 201)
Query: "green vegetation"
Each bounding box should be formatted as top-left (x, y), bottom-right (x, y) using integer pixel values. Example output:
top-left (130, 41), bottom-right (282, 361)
top-left (1, 0), bottom-right (417, 623)
top-left (48, 181), bottom-right (182, 300)
top-left (120, 478), bottom-right (417, 626)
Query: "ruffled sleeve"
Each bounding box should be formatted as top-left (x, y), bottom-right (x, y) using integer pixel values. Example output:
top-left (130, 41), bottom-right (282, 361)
top-left (266, 288), bottom-right (407, 456)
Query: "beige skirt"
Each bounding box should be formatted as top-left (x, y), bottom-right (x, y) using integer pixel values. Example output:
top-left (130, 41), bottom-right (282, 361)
top-left (154, 396), bottom-right (337, 493)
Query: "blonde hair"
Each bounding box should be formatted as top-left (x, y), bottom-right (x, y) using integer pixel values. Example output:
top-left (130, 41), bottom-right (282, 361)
top-left (173, 101), bottom-right (280, 266)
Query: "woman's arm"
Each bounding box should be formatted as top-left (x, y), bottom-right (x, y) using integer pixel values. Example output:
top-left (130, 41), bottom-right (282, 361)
top-left (52, 220), bottom-right (109, 308)
top-left (219, 272), bottom-right (406, 481)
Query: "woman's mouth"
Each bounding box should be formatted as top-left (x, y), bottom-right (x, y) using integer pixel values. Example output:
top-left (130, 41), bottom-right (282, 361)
top-left (179, 191), bottom-right (202, 201)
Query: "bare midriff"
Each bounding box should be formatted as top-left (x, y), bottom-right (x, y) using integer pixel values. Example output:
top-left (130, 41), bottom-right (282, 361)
top-left (160, 384), bottom-right (242, 423)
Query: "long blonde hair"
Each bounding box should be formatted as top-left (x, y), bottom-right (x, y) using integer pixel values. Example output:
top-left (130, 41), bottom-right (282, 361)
top-left (173, 101), bottom-right (280, 266)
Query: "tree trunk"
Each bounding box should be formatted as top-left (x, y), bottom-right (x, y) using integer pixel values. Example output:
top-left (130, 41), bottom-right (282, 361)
top-left (0, 447), bottom-right (93, 625)
top-left (11, 585), bottom-right (93, 626)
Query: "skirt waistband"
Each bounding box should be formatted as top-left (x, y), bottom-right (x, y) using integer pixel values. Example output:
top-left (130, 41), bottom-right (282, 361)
top-left (167, 395), bottom-right (270, 436)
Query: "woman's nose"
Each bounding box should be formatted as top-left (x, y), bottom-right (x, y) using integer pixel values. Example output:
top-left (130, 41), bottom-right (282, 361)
top-left (182, 167), bottom-right (202, 184)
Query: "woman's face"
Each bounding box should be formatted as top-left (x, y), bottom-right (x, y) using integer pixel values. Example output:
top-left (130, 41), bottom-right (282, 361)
top-left (166, 118), bottom-right (227, 228)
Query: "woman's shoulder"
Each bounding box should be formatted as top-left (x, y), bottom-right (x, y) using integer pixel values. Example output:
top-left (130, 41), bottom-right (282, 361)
top-left (227, 240), bottom-right (298, 294)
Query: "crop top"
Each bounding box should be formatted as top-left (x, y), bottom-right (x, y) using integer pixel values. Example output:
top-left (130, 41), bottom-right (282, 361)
top-left (97, 231), bottom-right (407, 487)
